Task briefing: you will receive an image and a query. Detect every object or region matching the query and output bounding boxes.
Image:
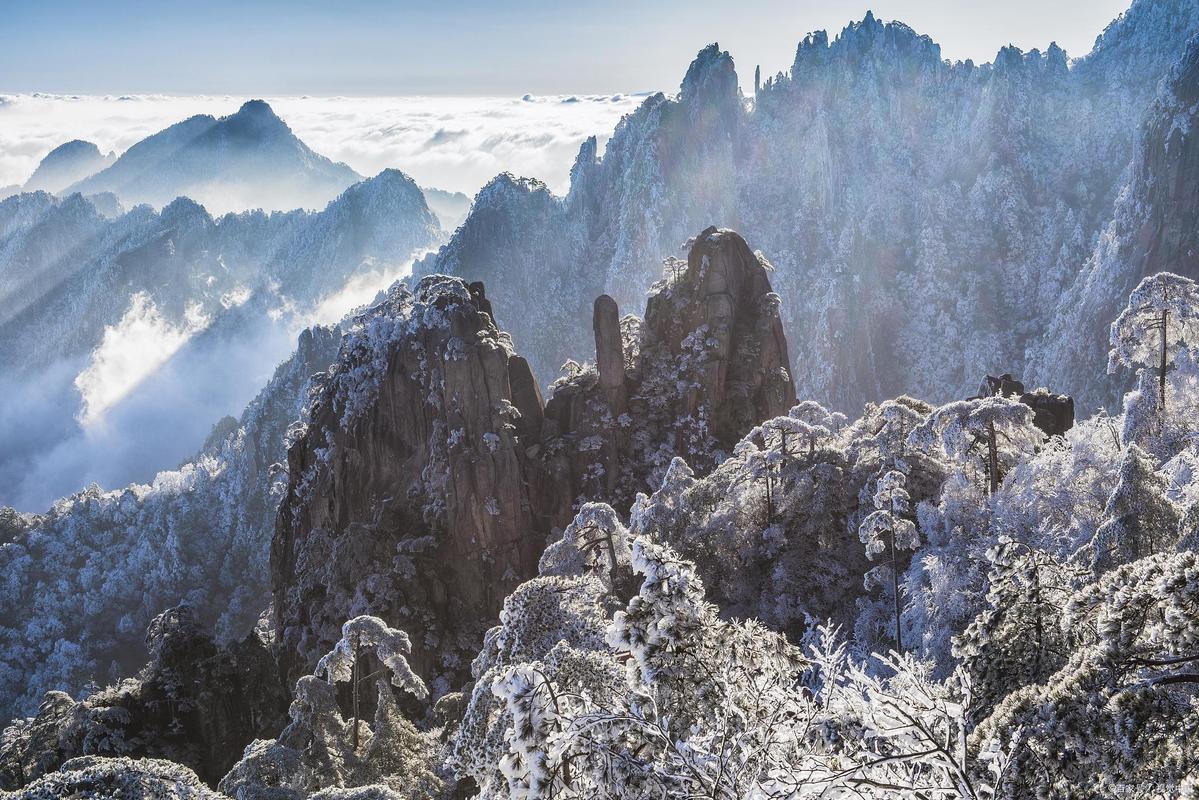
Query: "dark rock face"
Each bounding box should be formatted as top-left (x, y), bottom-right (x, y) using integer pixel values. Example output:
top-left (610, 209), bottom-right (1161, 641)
top-left (0, 606), bottom-right (288, 790)
top-left (648, 227), bottom-right (795, 442)
top-left (540, 227), bottom-right (796, 527)
top-left (271, 228), bottom-right (796, 692)
top-left (976, 372), bottom-right (1074, 437)
top-left (592, 294), bottom-right (627, 413)
top-left (1019, 389), bottom-right (1075, 437)
top-left (977, 373), bottom-right (1026, 399)
top-left (271, 277), bottom-right (547, 687)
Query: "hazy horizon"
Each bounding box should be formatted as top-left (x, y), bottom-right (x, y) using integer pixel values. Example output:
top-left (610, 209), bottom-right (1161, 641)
top-left (2, 1), bottom-right (1129, 96)
top-left (1, 1), bottom-right (1139, 196)
top-left (0, 93), bottom-right (644, 196)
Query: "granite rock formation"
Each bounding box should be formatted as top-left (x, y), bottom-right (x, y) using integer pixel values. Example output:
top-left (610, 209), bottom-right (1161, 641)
top-left (271, 277), bottom-right (547, 688)
top-left (271, 227), bottom-right (797, 693)
top-left (540, 227), bottom-right (796, 524)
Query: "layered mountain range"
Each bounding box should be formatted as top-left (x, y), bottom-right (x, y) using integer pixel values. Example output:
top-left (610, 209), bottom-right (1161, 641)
top-left (66, 100), bottom-right (361, 213)
top-left (418, 0), bottom-right (1199, 413)
top-left (0, 167), bottom-right (441, 511)
top-left (2, 2), bottom-right (1199, 796)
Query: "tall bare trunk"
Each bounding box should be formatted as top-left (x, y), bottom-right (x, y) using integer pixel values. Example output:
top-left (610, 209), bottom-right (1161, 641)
top-left (351, 636), bottom-right (360, 751)
top-left (987, 420), bottom-right (999, 495)
top-left (1160, 309), bottom-right (1169, 414)
top-left (890, 530), bottom-right (902, 653)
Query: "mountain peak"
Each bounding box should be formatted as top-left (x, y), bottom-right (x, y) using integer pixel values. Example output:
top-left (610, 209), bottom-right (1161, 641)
top-left (475, 172), bottom-right (553, 208)
top-left (681, 43), bottom-right (738, 107)
top-left (236, 98), bottom-right (275, 117)
top-left (24, 139), bottom-right (115, 194)
top-left (217, 99), bottom-right (291, 139)
top-left (331, 168), bottom-right (425, 210)
top-left (45, 139), bottom-right (103, 160)
top-left (364, 166), bottom-right (416, 186)
top-left (158, 195), bottom-right (213, 229)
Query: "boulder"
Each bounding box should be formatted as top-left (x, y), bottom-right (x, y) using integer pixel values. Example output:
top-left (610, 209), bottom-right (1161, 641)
top-left (1019, 389), bottom-right (1075, 437)
top-left (975, 373), bottom-right (1074, 437)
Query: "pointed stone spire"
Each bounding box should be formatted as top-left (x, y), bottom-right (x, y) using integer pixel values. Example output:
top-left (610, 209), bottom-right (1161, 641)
top-left (593, 294), bottom-right (627, 414)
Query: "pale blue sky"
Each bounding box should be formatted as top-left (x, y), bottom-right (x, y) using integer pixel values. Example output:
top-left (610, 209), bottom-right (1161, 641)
top-left (0, 0), bottom-right (1132, 95)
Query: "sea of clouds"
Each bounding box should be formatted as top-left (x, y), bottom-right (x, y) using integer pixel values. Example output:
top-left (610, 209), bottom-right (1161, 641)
top-left (0, 92), bottom-right (647, 197)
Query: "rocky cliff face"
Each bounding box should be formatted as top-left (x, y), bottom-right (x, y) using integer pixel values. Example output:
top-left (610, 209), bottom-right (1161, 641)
top-left (1030, 33), bottom-right (1199, 408)
top-left (412, 173), bottom-right (581, 382)
top-left (272, 229), bottom-right (796, 689)
top-left (271, 278), bottom-right (547, 687)
top-left (417, 2), bottom-right (1199, 413)
top-left (540, 227), bottom-right (796, 524)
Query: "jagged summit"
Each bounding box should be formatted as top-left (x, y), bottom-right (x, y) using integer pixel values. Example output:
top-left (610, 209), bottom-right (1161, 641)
top-left (680, 42), bottom-right (739, 112)
top-left (271, 275), bottom-right (545, 684)
top-left (418, 0), bottom-right (1199, 414)
top-left (66, 100), bottom-right (362, 213)
top-left (199, 98), bottom-right (293, 142)
top-left (792, 11), bottom-right (942, 77)
top-left (22, 139), bottom-right (114, 194)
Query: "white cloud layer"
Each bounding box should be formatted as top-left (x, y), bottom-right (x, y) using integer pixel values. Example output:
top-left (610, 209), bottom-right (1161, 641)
top-left (0, 93), bottom-right (646, 197)
top-left (74, 293), bottom-right (211, 426)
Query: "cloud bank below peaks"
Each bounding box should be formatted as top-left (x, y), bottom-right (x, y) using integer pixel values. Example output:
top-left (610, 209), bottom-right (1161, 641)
top-left (0, 93), bottom-right (647, 198)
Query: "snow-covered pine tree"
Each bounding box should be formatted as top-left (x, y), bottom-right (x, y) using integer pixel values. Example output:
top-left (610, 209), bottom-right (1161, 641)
top-left (1089, 444), bottom-right (1181, 572)
top-left (1109, 272), bottom-right (1199, 416)
top-left (857, 469), bottom-right (920, 651)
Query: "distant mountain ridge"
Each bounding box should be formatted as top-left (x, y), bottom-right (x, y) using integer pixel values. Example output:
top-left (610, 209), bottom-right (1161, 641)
top-left (0, 168), bottom-right (441, 511)
top-left (67, 99), bottom-right (362, 213)
top-left (22, 140), bottom-right (115, 194)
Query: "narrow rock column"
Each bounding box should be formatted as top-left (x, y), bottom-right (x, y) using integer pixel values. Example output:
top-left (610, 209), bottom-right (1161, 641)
top-left (593, 294), bottom-right (627, 415)
top-left (509, 354), bottom-right (544, 443)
